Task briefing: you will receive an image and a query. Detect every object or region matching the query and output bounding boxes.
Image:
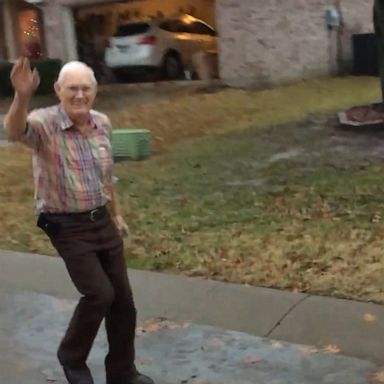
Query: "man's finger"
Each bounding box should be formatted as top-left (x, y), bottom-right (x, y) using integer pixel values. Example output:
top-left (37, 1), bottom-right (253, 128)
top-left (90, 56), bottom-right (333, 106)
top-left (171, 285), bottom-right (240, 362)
top-left (117, 223), bottom-right (128, 237)
top-left (21, 57), bottom-right (27, 70)
top-left (10, 58), bottom-right (22, 78)
top-left (32, 68), bottom-right (40, 88)
top-left (21, 57), bottom-right (30, 73)
top-left (122, 224), bottom-right (129, 237)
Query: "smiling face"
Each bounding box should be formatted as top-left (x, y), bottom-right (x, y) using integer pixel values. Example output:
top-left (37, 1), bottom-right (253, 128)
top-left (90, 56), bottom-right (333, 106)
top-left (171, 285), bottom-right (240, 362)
top-left (54, 67), bottom-right (97, 124)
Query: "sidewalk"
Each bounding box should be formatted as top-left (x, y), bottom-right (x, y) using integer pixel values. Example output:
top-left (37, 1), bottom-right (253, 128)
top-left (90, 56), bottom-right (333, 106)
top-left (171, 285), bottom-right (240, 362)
top-left (0, 250), bottom-right (383, 383)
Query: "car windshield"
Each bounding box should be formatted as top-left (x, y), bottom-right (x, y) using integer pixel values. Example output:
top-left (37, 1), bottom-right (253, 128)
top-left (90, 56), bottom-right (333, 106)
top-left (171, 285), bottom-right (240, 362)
top-left (114, 23), bottom-right (151, 37)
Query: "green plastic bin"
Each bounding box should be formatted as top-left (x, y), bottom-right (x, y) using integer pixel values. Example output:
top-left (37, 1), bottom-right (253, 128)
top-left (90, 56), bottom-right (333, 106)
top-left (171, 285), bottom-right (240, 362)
top-left (111, 129), bottom-right (151, 160)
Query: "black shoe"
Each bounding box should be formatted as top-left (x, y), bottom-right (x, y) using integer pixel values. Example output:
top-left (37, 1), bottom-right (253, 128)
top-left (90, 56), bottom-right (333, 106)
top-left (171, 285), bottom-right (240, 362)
top-left (107, 372), bottom-right (155, 384)
top-left (62, 364), bottom-right (94, 384)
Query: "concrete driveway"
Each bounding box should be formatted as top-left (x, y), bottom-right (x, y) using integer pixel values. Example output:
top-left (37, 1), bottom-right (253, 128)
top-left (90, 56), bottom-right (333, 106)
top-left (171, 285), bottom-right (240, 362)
top-left (0, 250), bottom-right (382, 384)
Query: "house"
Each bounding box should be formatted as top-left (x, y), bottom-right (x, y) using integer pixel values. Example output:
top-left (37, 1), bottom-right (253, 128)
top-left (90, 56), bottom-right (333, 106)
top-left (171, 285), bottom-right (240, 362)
top-left (0, 0), bottom-right (375, 87)
top-left (0, 0), bottom-right (95, 63)
top-left (0, 0), bottom-right (215, 64)
top-left (216, 0), bottom-right (374, 87)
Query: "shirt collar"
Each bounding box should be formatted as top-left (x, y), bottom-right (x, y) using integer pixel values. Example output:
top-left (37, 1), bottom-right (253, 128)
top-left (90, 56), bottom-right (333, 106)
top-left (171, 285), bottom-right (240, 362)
top-left (57, 104), bottom-right (99, 131)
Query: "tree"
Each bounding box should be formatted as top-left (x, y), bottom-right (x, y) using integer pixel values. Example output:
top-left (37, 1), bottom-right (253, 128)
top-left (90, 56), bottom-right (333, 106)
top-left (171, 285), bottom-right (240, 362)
top-left (374, 0), bottom-right (384, 106)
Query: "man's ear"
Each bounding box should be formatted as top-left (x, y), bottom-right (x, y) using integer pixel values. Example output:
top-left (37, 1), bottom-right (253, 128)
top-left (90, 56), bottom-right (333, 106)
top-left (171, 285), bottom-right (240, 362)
top-left (54, 81), bottom-right (60, 97)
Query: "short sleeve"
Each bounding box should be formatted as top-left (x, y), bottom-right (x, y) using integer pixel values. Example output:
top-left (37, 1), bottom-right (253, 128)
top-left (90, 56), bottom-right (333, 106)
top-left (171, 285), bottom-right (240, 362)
top-left (19, 111), bottom-right (47, 151)
top-left (100, 113), bottom-right (113, 140)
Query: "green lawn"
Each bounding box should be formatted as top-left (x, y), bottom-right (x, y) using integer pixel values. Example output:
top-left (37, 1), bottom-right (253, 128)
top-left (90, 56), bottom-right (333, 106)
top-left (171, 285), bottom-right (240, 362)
top-left (1, 76), bottom-right (384, 303)
top-left (116, 117), bottom-right (384, 303)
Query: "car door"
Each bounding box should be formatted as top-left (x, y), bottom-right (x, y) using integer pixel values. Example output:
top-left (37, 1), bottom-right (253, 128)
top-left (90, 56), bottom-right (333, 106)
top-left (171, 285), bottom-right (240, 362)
top-left (170, 20), bottom-right (216, 70)
top-left (188, 21), bottom-right (217, 54)
top-left (174, 20), bottom-right (202, 67)
top-left (158, 19), bottom-right (196, 67)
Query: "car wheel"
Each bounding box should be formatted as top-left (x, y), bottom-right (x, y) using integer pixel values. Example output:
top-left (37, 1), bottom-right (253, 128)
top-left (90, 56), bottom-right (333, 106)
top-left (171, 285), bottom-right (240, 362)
top-left (162, 53), bottom-right (184, 80)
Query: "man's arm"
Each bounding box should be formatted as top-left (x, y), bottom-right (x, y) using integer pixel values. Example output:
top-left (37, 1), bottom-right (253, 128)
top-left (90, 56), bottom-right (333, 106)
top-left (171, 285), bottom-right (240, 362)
top-left (107, 184), bottom-right (129, 237)
top-left (3, 58), bottom-right (40, 142)
top-left (4, 93), bottom-right (31, 141)
top-left (101, 113), bottom-right (129, 237)
top-left (107, 183), bottom-right (120, 218)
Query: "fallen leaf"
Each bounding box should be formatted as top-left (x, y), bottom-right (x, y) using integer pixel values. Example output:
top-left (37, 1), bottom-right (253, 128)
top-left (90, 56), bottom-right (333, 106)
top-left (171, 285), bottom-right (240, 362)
top-left (271, 341), bottom-right (283, 349)
top-left (42, 368), bottom-right (57, 382)
top-left (137, 321), bottom-right (161, 334)
top-left (136, 357), bottom-right (152, 366)
top-left (166, 321), bottom-right (181, 330)
top-left (298, 345), bottom-right (319, 354)
top-left (206, 337), bottom-right (225, 348)
top-left (190, 380), bottom-right (211, 384)
top-left (136, 318), bottom-right (182, 335)
top-left (243, 355), bottom-right (261, 365)
top-left (364, 313), bottom-right (376, 323)
top-left (372, 214), bottom-right (382, 223)
top-left (323, 344), bottom-right (340, 354)
top-left (372, 369), bottom-right (384, 383)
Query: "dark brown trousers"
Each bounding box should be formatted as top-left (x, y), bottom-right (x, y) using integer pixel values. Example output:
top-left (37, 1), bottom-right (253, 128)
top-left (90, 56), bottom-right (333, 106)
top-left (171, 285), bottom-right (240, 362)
top-left (39, 208), bottom-right (137, 380)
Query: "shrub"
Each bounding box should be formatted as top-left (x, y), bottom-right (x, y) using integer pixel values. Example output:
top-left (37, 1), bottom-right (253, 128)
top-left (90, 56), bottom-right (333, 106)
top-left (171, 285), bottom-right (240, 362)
top-left (0, 61), bottom-right (13, 97)
top-left (31, 58), bottom-right (62, 95)
top-left (0, 58), bottom-right (62, 97)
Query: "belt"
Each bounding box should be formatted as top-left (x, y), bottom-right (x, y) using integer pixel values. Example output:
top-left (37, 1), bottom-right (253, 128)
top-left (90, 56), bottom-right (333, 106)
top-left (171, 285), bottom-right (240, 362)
top-left (44, 206), bottom-right (107, 222)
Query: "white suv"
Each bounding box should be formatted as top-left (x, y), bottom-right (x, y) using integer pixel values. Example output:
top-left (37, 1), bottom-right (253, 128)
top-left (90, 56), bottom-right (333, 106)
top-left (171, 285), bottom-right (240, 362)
top-left (104, 14), bottom-right (217, 80)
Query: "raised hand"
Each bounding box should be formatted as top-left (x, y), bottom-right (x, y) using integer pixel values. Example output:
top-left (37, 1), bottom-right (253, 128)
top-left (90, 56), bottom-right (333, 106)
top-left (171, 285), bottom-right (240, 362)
top-left (10, 57), bottom-right (40, 97)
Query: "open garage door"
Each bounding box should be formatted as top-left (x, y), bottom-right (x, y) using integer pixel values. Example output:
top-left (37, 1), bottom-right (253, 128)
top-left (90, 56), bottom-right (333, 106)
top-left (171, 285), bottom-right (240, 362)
top-left (72, 0), bottom-right (217, 83)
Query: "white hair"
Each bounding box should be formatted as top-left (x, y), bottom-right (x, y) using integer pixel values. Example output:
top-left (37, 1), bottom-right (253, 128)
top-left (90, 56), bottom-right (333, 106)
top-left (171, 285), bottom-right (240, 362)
top-left (56, 61), bottom-right (97, 85)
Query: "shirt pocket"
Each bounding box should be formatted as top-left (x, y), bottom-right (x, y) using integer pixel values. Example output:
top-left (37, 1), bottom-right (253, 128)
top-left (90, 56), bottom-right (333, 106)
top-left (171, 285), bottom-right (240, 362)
top-left (65, 140), bottom-right (95, 171)
top-left (66, 153), bottom-right (95, 170)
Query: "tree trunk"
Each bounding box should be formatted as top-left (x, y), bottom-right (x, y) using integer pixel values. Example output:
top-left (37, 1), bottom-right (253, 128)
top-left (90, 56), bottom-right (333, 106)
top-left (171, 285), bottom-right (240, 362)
top-left (374, 0), bottom-right (384, 105)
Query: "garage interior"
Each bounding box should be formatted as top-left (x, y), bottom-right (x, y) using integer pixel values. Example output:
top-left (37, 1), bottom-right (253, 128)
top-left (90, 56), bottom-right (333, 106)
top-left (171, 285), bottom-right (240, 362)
top-left (72, 0), bottom-right (217, 83)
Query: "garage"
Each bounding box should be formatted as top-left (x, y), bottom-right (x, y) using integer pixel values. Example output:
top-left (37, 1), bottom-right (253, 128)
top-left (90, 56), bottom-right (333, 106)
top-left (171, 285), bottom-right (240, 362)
top-left (71, 0), bottom-right (217, 82)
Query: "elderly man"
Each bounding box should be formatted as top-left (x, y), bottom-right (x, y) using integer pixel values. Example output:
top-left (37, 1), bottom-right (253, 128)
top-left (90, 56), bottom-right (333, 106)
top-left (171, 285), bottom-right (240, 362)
top-left (4, 58), bottom-right (154, 384)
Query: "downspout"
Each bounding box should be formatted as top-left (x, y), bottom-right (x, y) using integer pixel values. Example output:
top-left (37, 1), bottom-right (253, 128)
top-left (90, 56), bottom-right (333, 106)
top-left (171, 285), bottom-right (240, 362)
top-left (335, 0), bottom-right (344, 75)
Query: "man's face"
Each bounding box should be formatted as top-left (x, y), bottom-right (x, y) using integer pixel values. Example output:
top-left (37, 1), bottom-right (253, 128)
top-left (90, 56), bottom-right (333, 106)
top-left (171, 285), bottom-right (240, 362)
top-left (54, 69), bottom-right (97, 122)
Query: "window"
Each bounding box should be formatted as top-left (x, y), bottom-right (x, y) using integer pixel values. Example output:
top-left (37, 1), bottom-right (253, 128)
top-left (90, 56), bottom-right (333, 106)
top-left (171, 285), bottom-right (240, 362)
top-left (159, 20), bottom-right (184, 33)
top-left (189, 22), bottom-right (216, 36)
top-left (18, 8), bottom-right (44, 59)
top-left (114, 23), bottom-right (150, 37)
top-left (160, 19), bottom-right (216, 36)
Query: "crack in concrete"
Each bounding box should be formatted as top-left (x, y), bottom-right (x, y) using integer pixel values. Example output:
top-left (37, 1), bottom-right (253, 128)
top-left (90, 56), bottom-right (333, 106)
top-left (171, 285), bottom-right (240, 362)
top-left (264, 294), bottom-right (310, 338)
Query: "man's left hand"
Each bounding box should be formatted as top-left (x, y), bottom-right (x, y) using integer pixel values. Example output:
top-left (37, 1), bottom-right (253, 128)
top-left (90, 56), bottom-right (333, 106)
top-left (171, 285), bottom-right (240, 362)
top-left (113, 215), bottom-right (129, 238)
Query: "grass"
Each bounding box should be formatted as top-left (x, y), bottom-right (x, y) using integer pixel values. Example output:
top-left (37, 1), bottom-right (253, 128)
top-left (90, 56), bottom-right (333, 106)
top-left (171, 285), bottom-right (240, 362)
top-left (108, 76), bottom-right (381, 152)
top-left (115, 120), bottom-right (384, 303)
top-left (1, 76), bottom-right (384, 303)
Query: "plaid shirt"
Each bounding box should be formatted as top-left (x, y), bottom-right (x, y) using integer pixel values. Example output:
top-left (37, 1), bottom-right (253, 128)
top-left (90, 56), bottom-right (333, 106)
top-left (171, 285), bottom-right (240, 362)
top-left (21, 104), bottom-right (113, 214)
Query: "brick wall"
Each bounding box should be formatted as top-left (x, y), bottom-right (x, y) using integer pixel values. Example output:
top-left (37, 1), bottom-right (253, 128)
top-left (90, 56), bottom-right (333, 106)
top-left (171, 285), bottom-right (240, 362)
top-left (216, 0), bottom-right (374, 87)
